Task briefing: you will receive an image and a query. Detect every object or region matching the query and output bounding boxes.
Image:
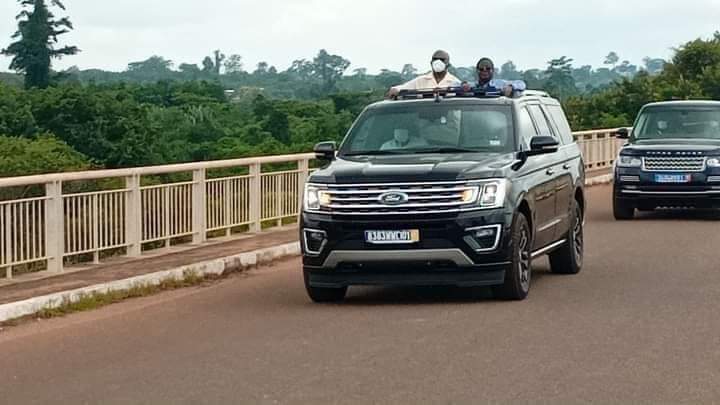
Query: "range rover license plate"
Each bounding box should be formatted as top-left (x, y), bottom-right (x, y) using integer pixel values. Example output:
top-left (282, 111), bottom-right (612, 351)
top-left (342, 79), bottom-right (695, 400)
top-left (365, 230), bottom-right (420, 244)
top-left (654, 174), bottom-right (691, 183)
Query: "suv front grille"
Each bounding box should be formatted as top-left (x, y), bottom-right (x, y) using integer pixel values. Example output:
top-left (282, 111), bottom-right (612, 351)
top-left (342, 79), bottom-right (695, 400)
top-left (323, 182), bottom-right (479, 215)
top-left (642, 156), bottom-right (706, 172)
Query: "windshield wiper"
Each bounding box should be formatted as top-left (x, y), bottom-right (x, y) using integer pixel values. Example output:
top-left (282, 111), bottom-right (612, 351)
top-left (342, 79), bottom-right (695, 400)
top-left (341, 150), bottom-right (406, 156)
top-left (408, 147), bottom-right (484, 154)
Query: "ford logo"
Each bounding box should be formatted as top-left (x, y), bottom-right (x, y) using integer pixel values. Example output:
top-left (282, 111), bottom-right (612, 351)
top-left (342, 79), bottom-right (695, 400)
top-left (379, 191), bottom-right (409, 206)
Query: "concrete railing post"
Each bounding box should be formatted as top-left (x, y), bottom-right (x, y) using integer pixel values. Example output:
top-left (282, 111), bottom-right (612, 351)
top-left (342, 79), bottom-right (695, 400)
top-left (297, 158), bottom-right (310, 218)
top-left (44, 180), bottom-right (64, 273)
top-left (125, 174), bottom-right (142, 257)
top-left (192, 169), bottom-right (207, 245)
top-left (249, 163), bottom-right (262, 232)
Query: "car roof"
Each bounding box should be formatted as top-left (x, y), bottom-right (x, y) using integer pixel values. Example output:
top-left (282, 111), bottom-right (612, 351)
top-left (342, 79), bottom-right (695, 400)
top-left (642, 100), bottom-right (720, 109)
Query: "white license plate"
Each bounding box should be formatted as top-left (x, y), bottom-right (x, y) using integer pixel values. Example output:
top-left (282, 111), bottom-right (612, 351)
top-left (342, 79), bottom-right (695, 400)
top-left (654, 174), bottom-right (691, 183)
top-left (365, 230), bottom-right (420, 244)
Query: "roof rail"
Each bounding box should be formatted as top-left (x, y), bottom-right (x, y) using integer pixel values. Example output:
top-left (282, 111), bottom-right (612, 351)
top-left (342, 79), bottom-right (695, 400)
top-left (395, 87), bottom-right (503, 101)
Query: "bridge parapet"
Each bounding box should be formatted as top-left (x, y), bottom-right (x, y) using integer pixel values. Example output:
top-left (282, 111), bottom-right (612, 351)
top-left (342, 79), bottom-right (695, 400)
top-left (0, 129), bottom-right (625, 278)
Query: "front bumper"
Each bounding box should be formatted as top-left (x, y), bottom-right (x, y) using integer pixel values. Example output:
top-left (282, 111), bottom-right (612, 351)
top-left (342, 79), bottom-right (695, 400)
top-left (301, 209), bottom-right (514, 287)
top-left (614, 167), bottom-right (720, 207)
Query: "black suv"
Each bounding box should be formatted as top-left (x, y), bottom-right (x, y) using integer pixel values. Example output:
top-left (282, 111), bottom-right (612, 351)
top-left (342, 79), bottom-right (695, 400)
top-left (301, 89), bottom-right (586, 302)
top-left (613, 101), bottom-right (720, 219)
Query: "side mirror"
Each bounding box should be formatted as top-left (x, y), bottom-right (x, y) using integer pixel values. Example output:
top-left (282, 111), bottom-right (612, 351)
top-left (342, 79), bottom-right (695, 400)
top-left (615, 127), bottom-right (630, 139)
top-left (526, 136), bottom-right (559, 156)
top-left (314, 141), bottom-right (337, 161)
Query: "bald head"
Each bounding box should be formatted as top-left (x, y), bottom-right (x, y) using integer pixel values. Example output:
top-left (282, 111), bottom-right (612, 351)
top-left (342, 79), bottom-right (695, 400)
top-left (432, 50), bottom-right (450, 64)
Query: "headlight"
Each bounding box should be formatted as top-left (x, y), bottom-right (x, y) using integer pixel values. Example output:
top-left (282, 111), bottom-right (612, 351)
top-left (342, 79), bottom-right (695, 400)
top-left (304, 184), bottom-right (331, 211)
top-left (617, 155), bottom-right (642, 168)
top-left (467, 180), bottom-right (507, 209)
top-left (707, 158), bottom-right (720, 168)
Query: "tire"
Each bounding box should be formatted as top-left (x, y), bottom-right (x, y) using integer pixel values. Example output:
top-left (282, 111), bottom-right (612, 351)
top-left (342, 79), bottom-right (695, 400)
top-left (303, 268), bottom-right (347, 303)
top-left (613, 197), bottom-right (635, 220)
top-left (549, 200), bottom-right (583, 275)
top-left (492, 212), bottom-right (532, 301)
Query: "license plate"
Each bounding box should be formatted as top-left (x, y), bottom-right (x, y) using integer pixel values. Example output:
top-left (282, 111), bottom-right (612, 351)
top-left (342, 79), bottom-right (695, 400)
top-left (654, 174), bottom-right (691, 183)
top-left (365, 230), bottom-right (420, 244)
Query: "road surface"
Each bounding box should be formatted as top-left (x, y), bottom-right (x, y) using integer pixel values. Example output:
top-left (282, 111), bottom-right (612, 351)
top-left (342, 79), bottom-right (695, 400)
top-left (1, 184), bottom-right (720, 403)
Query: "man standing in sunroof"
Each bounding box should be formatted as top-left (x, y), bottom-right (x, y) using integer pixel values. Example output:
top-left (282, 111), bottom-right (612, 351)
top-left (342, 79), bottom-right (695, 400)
top-left (386, 50), bottom-right (461, 98)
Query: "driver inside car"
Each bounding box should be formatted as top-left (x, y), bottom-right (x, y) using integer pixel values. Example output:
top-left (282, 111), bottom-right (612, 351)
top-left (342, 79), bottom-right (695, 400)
top-left (380, 128), bottom-right (428, 150)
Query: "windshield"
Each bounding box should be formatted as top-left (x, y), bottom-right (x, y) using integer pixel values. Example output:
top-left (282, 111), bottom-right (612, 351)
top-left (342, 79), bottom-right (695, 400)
top-left (339, 103), bottom-right (515, 155)
top-left (635, 107), bottom-right (720, 140)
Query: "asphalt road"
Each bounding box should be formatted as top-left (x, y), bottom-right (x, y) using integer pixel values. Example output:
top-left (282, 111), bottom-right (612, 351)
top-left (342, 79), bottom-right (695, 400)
top-left (2, 184), bottom-right (720, 404)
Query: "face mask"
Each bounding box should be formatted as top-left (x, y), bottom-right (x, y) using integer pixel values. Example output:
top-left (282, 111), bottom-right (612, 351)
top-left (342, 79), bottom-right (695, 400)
top-left (394, 129), bottom-right (410, 145)
top-left (431, 60), bottom-right (447, 73)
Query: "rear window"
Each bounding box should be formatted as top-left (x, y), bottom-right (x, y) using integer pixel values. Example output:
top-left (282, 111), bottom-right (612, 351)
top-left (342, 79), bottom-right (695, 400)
top-left (340, 103), bottom-right (515, 154)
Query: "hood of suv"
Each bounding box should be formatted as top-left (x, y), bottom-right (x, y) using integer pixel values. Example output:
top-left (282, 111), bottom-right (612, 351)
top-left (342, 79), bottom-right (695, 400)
top-left (310, 152), bottom-right (517, 184)
top-left (622, 139), bottom-right (720, 156)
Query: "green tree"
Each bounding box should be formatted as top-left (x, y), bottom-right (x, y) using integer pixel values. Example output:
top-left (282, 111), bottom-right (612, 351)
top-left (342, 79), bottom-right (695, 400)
top-left (254, 61), bottom-right (269, 75)
top-left (499, 61), bottom-right (522, 80)
top-left (223, 54), bottom-right (243, 73)
top-left (2, 0), bottom-right (79, 89)
top-left (312, 49), bottom-right (351, 94)
top-left (544, 56), bottom-right (577, 100)
top-left (213, 50), bottom-right (225, 75)
top-left (127, 56), bottom-right (174, 80)
top-left (604, 52), bottom-right (619, 68)
top-left (0, 134), bottom-right (91, 177)
top-left (179, 63), bottom-right (201, 79)
top-left (642, 57), bottom-right (666, 75)
top-left (202, 56), bottom-right (215, 74)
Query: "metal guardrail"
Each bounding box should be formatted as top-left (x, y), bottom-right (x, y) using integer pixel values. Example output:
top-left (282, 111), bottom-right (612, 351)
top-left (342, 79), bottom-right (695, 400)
top-left (0, 129), bottom-right (625, 279)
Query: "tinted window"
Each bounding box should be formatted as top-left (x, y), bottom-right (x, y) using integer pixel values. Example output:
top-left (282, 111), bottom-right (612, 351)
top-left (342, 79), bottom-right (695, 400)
top-left (528, 105), bottom-right (555, 137)
top-left (635, 107), bottom-right (720, 140)
top-left (546, 104), bottom-right (575, 145)
top-left (341, 104), bottom-right (515, 154)
top-left (516, 107), bottom-right (538, 150)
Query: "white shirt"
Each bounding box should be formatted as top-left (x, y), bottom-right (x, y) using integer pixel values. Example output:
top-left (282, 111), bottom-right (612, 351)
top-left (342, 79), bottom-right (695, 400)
top-left (392, 72), bottom-right (461, 91)
top-left (380, 137), bottom-right (429, 151)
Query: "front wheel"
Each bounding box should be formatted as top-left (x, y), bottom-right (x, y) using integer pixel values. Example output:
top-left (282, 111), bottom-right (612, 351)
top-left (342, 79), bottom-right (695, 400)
top-left (492, 212), bottom-right (532, 301)
top-left (303, 268), bottom-right (347, 303)
top-left (549, 200), bottom-right (583, 274)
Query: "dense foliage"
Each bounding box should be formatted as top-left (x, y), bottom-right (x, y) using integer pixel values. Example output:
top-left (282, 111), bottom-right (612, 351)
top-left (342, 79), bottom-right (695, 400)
top-left (0, 80), bottom-right (371, 175)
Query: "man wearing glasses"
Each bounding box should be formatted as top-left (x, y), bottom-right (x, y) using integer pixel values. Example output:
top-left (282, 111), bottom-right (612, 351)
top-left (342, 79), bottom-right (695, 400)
top-left (465, 58), bottom-right (527, 96)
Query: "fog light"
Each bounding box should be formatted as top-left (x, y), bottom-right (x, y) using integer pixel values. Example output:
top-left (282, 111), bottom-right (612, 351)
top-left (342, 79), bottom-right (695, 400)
top-left (303, 229), bottom-right (327, 255)
top-left (465, 224), bottom-right (502, 252)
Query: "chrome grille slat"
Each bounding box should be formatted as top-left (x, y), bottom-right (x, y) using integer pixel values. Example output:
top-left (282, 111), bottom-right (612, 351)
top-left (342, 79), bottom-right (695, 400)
top-left (321, 182), bottom-right (478, 215)
top-left (332, 195), bottom-right (463, 202)
top-left (642, 156), bottom-right (706, 172)
top-left (325, 187), bottom-right (470, 195)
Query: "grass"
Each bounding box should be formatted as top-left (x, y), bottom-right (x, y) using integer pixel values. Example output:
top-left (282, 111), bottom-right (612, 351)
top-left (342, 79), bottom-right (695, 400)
top-left (1, 270), bottom-right (216, 327)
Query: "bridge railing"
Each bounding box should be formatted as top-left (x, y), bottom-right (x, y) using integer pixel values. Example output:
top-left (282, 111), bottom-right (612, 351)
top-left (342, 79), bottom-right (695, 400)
top-left (0, 128), bottom-right (624, 279)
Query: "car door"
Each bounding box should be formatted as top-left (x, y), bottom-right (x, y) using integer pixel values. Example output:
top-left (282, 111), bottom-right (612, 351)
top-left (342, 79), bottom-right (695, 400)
top-left (515, 105), bottom-right (557, 250)
top-left (527, 104), bottom-right (566, 246)
top-left (544, 102), bottom-right (582, 239)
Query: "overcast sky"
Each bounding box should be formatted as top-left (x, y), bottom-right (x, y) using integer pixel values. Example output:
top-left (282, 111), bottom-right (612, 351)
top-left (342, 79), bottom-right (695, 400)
top-left (1, 0), bottom-right (720, 74)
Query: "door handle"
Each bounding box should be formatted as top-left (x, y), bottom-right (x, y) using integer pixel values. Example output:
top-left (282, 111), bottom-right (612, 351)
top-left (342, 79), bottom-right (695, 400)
top-left (562, 163), bottom-right (571, 170)
top-left (546, 168), bottom-right (555, 176)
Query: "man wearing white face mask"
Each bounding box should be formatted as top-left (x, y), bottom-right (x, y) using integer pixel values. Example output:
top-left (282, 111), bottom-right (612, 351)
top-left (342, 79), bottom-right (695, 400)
top-left (386, 50), bottom-right (461, 98)
top-left (381, 128), bottom-right (428, 150)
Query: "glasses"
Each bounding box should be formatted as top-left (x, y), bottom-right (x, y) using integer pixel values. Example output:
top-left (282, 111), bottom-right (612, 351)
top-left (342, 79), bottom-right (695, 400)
top-left (477, 66), bottom-right (493, 72)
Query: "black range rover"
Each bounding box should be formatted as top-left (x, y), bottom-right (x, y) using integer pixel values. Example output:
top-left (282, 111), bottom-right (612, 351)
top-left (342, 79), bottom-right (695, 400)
top-left (613, 101), bottom-right (720, 219)
top-left (301, 90), bottom-right (586, 302)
